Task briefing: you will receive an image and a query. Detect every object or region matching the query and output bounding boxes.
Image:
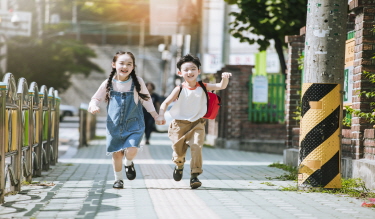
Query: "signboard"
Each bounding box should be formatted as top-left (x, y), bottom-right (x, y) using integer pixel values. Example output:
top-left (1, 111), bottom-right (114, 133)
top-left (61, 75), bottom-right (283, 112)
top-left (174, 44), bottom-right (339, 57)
top-left (149, 0), bottom-right (178, 35)
top-left (344, 38), bottom-right (355, 105)
top-left (252, 75), bottom-right (268, 103)
top-left (203, 53), bottom-right (221, 73)
top-left (203, 52), bottom-right (280, 74)
top-left (230, 54), bottom-right (255, 65)
top-left (0, 11), bottom-right (32, 36)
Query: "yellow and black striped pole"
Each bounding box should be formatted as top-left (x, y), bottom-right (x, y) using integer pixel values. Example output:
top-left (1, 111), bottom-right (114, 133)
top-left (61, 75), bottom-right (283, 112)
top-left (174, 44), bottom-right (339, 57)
top-left (298, 83), bottom-right (341, 188)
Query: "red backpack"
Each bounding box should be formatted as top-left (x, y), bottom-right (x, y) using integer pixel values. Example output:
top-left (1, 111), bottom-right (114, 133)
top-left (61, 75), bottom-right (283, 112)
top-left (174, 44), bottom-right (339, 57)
top-left (178, 81), bottom-right (221, 120)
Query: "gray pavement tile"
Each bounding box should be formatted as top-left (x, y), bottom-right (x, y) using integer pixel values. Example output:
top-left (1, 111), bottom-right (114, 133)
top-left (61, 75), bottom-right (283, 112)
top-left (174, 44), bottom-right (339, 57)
top-left (1, 132), bottom-right (375, 218)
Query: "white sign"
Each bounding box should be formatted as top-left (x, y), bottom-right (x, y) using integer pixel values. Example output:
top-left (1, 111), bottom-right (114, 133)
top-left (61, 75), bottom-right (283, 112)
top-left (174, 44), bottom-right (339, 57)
top-left (252, 75), bottom-right (268, 103)
top-left (230, 54), bottom-right (255, 65)
top-left (0, 11), bottom-right (32, 36)
top-left (149, 0), bottom-right (178, 36)
top-left (203, 53), bottom-right (221, 73)
top-left (266, 53), bottom-right (280, 73)
top-left (344, 66), bottom-right (353, 104)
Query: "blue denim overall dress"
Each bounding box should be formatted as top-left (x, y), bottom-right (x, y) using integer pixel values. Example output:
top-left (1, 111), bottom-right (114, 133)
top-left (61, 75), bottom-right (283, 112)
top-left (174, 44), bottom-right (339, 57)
top-left (106, 81), bottom-right (145, 154)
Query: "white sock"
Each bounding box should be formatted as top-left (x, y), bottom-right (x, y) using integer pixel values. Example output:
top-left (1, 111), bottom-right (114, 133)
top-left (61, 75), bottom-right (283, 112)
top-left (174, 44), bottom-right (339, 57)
top-left (125, 159), bottom-right (133, 166)
top-left (114, 171), bottom-right (123, 181)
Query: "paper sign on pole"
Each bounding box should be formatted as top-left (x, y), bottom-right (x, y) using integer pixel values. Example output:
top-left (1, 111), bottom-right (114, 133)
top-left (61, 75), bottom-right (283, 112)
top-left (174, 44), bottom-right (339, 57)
top-left (252, 75), bottom-right (268, 103)
top-left (252, 51), bottom-right (268, 103)
top-left (344, 38), bottom-right (354, 105)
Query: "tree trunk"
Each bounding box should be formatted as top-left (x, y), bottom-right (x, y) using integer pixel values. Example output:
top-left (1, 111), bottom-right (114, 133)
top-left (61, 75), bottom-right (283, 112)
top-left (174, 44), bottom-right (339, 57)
top-left (273, 36), bottom-right (287, 75)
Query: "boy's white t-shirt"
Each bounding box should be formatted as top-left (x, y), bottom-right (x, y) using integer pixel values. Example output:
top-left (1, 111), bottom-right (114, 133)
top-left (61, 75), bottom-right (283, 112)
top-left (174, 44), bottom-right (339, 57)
top-left (169, 82), bottom-right (207, 122)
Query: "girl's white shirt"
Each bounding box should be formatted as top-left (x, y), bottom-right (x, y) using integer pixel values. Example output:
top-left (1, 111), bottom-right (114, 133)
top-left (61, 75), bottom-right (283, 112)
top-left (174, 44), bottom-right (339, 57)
top-left (88, 76), bottom-right (156, 113)
top-left (169, 82), bottom-right (207, 122)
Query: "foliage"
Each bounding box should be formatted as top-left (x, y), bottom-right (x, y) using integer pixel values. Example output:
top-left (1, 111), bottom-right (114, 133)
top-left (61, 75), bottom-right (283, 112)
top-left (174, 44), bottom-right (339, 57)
top-left (225, 0), bottom-right (307, 74)
top-left (344, 70), bottom-right (375, 127)
top-left (304, 178), bottom-right (375, 199)
top-left (7, 37), bottom-right (103, 92)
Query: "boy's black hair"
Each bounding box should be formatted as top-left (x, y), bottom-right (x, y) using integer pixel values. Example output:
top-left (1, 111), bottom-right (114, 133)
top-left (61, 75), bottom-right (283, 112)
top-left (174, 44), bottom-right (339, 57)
top-left (177, 54), bottom-right (201, 71)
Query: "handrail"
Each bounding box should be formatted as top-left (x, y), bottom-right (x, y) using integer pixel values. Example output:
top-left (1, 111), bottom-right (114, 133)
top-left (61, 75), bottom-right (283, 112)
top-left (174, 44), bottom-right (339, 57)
top-left (0, 73), bottom-right (60, 204)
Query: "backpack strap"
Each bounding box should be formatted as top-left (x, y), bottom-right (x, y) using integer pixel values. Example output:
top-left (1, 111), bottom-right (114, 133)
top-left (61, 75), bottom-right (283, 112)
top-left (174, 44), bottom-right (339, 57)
top-left (198, 81), bottom-right (209, 113)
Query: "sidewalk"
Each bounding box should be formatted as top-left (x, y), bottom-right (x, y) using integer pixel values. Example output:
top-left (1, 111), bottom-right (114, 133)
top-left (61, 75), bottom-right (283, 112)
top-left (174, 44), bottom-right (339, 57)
top-left (1, 131), bottom-right (374, 218)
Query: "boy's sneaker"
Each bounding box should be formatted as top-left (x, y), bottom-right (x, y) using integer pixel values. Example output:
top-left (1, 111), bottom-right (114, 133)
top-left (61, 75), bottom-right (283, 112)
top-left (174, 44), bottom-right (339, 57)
top-left (113, 180), bottom-right (124, 189)
top-left (173, 166), bottom-right (183, 181)
top-left (190, 177), bottom-right (202, 189)
top-left (125, 162), bottom-right (136, 180)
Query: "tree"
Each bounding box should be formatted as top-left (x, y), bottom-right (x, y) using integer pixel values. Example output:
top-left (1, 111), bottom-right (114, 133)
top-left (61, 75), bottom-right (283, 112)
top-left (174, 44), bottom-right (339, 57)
top-left (225, 0), bottom-right (307, 74)
top-left (7, 37), bottom-right (103, 92)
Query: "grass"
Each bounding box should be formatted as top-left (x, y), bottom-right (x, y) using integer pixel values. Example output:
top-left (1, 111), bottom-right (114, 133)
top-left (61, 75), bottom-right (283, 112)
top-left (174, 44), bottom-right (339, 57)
top-left (268, 162), bottom-right (298, 181)
top-left (93, 135), bottom-right (106, 140)
top-left (268, 162), bottom-right (375, 199)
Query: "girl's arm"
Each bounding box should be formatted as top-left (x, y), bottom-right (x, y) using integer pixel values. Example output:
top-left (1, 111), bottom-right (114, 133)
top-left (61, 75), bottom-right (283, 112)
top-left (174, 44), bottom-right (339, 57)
top-left (88, 80), bottom-right (107, 114)
top-left (156, 86), bottom-right (180, 125)
top-left (205, 72), bottom-right (232, 91)
top-left (138, 77), bottom-right (158, 118)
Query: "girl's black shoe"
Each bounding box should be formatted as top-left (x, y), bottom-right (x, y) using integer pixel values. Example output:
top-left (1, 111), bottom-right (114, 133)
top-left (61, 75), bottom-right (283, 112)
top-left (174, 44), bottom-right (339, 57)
top-left (113, 180), bottom-right (124, 189)
top-left (125, 162), bottom-right (136, 180)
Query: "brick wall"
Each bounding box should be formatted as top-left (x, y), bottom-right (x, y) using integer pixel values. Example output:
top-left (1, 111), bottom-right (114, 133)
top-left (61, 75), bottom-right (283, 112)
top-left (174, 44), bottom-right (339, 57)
top-left (351, 4), bottom-right (375, 159)
top-left (284, 35), bottom-right (305, 149)
top-left (213, 65), bottom-right (286, 154)
top-left (364, 129), bottom-right (375, 160)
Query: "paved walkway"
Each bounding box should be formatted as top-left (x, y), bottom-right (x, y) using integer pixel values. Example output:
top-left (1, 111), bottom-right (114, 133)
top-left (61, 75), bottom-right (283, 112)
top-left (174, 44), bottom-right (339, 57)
top-left (1, 129), bottom-right (374, 218)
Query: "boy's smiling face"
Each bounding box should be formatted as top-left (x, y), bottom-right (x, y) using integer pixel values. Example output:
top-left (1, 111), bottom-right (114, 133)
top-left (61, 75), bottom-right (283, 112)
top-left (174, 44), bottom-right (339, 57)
top-left (178, 62), bottom-right (200, 83)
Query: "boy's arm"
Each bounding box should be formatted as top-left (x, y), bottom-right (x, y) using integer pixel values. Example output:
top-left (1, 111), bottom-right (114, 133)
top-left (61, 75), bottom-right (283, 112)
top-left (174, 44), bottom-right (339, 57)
top-left (206, 72), bottom-right (232, 91)
top-left (156, 87), bottom-right (180, 125)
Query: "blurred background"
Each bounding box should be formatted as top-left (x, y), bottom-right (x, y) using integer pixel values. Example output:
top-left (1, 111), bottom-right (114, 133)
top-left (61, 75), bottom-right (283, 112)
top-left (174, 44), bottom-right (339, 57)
top-left (0, 0), bottom-right (282, 116)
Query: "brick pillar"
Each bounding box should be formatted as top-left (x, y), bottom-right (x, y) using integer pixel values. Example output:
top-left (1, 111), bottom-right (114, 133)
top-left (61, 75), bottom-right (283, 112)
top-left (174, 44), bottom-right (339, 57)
top-left (284, 35), bottom-right (305, 148)
top-left (215, 65), bottom-right (253, 149)
top-left (350, 3), bottom-right (375, 159)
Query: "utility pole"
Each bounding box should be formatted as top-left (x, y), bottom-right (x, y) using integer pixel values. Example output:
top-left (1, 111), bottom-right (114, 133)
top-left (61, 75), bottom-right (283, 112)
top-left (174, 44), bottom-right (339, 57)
top-left (72, 0), bottom-right (80, 41)
top-left (138, 19), bottom-right (145, 78)
top-left (299, 0), bottom-right (347, 189)
top-left (0, 0), bottom-right (7, 74)
top-left (221, 2), bottom-right (230, 66)
top-left (36, 0), bottom-right (44, 38)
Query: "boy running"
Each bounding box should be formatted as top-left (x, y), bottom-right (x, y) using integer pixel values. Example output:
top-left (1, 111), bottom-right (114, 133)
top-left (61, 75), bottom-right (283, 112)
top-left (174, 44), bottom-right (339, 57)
top-left (156, 54), bottom-right (232, 189)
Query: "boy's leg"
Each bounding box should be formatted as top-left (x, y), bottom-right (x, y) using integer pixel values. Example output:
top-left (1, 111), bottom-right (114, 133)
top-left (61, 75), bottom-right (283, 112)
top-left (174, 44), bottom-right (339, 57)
top-left (189, 119), bottom-right (206, 175)
top-left (168, 120), bottom-right (190, 181)
top-left (168, 120), bottom-right (190, 166)
top-left (112, 151), bottom-right (125, 188)
top-left (188, 119), bottom-right (206, 189)
top-left (124, 147), bottom-right (138, 180)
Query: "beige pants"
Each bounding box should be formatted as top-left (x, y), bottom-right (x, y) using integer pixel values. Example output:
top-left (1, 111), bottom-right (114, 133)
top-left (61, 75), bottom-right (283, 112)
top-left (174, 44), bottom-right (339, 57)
top-left (168, 118), bottom-right (206, 174)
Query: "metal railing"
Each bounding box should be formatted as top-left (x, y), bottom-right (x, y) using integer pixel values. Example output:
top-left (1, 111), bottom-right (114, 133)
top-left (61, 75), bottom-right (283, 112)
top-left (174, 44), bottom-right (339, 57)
top-left (0, 73), bottom-right (60, 204)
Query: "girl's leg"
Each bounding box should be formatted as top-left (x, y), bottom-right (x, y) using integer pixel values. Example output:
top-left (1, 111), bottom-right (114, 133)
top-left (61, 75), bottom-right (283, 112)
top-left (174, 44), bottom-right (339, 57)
top-left (112, 151), bottom-right (125, 172)
top-left (125, 147), bottom-right (138, 162)
top-left (112, 151), bottom-right (125, 189)
top-left (124, 147), bottom-right (138, 180)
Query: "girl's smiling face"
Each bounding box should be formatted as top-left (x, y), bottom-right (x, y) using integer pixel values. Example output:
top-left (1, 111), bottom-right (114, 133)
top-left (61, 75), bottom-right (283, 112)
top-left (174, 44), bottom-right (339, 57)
top-left (112, 54), bottom-right (134, 81)
top-left (178, 62), bottom-right (200, 83)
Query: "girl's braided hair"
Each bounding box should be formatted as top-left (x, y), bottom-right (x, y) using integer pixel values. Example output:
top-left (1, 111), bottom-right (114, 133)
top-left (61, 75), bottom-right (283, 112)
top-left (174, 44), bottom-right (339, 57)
top-left (105, 51), bottom-right (150, 102)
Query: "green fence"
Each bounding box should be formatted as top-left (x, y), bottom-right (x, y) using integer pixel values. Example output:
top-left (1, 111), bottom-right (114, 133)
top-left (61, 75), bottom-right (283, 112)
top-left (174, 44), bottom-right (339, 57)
top-left (248, 74), bottom-right (285, 123)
